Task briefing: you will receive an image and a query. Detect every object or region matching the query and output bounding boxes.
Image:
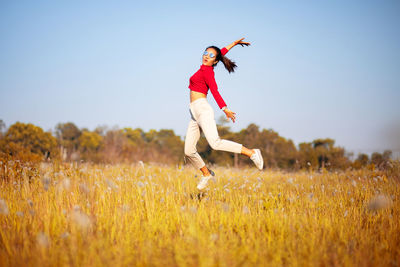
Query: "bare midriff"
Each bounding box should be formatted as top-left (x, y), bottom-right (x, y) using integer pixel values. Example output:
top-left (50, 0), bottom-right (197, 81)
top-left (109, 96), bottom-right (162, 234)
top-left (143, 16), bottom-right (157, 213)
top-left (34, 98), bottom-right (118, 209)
top-left (190, 90), bottom-right (207, 103)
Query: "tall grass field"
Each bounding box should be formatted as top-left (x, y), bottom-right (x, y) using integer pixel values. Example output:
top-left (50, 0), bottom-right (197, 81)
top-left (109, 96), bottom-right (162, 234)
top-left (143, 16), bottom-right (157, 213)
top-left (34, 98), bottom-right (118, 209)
top-left (1, 161), bottom-right (399, 266)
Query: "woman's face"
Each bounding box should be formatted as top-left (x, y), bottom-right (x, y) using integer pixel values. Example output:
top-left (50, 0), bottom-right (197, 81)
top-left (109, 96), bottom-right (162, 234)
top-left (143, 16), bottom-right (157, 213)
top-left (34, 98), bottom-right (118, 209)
top-left (202, 48), bottom-right (218, 67)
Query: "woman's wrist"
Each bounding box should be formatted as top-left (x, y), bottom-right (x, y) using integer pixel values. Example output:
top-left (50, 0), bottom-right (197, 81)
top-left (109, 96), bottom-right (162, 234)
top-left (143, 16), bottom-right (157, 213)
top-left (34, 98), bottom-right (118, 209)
top-left (224, 40), bottom-right (240, 53)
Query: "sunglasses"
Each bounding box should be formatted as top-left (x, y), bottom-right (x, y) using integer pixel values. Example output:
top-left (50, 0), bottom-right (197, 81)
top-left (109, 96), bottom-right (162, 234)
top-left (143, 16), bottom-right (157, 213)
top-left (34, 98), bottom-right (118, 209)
top-left (203, 51), bottom-right (216, 58)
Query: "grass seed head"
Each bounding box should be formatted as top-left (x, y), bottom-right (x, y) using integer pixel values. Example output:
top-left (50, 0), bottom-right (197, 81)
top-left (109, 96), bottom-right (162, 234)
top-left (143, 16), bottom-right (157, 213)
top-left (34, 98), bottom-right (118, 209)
top-left (367, 194), bottom-right (393, 211)
top-left (42, 175), bottom-right (51, 191)
top-left (0, 199), bottom-right (9, 215)
top-left (36, 232), bottom-right (50, 248)
top-left (70, 210), bottom-right (93, 230)
top-left (79, 183), bottom-right (90, 194)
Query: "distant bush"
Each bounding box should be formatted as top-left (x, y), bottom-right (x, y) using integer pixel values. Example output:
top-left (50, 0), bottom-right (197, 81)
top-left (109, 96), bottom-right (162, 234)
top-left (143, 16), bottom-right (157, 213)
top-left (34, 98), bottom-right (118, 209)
top-left (0, 122), bottom-right (58, 163)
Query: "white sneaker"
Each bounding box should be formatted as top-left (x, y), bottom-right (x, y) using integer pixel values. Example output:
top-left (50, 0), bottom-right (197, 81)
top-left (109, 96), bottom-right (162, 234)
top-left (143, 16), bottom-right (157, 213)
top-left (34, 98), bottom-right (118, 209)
top-left (197, 169), bottom-right (215, 190)
top-left (250, 149), bottom-right (264, 170)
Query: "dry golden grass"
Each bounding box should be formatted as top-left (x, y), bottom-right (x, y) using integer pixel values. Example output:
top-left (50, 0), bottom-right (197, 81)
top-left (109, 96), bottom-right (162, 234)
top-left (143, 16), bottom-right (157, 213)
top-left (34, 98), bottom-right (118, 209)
top-left (0, 161), bottom-right (399, 266)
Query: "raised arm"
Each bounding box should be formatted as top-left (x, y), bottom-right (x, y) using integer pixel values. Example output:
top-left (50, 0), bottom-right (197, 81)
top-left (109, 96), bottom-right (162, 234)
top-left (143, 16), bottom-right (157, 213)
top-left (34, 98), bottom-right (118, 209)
top-left (221, 37), bottom-right (251, 55)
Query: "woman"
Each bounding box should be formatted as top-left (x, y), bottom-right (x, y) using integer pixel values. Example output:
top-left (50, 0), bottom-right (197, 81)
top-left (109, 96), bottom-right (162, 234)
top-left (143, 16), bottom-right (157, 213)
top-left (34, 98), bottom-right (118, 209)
top-left (184, 37), bottom-right (264, 191)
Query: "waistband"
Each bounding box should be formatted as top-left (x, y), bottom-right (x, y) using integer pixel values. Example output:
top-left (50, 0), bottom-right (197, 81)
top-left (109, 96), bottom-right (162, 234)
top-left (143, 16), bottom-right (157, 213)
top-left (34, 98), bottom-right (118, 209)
top-left (189, 97), bottom-right (208, 108)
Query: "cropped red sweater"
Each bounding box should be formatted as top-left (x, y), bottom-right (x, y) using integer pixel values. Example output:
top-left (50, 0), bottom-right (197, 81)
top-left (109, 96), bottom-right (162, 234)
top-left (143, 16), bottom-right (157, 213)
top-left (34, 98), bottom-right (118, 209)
top-left (188, 47), bottom-right (229, 109)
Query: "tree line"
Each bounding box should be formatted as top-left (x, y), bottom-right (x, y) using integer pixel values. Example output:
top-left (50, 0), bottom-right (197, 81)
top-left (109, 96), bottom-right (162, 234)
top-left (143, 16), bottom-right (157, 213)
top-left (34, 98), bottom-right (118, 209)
top-left (0, 119), bottom-right (394, 171)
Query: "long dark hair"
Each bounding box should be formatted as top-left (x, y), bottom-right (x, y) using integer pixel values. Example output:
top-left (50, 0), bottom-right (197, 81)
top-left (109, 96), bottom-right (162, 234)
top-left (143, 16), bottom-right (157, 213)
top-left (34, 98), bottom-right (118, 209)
top-left (206, 46), bottom-right (237, 73)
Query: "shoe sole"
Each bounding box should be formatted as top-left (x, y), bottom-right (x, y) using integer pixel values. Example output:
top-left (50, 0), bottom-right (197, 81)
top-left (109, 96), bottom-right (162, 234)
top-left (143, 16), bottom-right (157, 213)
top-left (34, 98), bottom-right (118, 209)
top-left (255, 149), bottom-right (263, 170)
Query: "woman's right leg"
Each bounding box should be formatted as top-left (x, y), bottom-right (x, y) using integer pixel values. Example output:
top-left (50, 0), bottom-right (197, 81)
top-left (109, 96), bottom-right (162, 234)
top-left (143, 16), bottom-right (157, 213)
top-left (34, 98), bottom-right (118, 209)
top-left (197, 104), bottom-right (243, 154)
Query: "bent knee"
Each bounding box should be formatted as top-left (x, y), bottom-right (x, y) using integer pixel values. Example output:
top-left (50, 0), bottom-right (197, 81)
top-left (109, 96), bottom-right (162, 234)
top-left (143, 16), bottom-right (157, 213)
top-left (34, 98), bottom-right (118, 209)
top-left (184, 146), bottom-right (196, 157)
top-left (208, 137), bottom-right (222, 150)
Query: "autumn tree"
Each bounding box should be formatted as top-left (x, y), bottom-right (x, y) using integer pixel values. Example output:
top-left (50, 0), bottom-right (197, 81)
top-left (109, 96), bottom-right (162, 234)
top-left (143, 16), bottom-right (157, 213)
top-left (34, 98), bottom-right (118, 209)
top-left (298, 138), bottom-right (350, 170)
top-left (234, 124), bottom-right (297, 169)
top-left (144, 129), bottom-right (184, 164)
top-left (313, 138), bottom-right (335, 169)
top-left (55, 122), bottom-right (81, 160)
top-left (79, 130), bottom-right (103, 162)
top-left (101, 128), bottom-right (130, 163)
top-left (352, 153), bottom-right (369, 169)
top-left (298, 142), bottom-right (319, 169)
top-left (123, 127), bottom-right (146, 161)
top-left (0, 122), bottom-right (58, 162)
top-left (371, 150), bottom-right (392, 169)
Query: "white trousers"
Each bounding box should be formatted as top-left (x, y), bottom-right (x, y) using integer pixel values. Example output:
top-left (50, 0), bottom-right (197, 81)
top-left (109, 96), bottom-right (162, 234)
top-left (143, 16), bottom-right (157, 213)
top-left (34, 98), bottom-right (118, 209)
top-left (184, 98), bottom-right (243, 169)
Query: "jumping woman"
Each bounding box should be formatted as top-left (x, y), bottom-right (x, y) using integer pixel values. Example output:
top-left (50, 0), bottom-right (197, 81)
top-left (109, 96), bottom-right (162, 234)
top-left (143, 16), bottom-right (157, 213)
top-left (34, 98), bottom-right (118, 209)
top-left (184, 37), bottom-right (264, 191)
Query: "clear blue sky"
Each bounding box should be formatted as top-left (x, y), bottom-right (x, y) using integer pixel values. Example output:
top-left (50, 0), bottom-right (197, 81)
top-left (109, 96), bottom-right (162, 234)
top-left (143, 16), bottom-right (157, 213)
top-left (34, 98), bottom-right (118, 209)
top-left (1, 0), bottom-right (399, 156)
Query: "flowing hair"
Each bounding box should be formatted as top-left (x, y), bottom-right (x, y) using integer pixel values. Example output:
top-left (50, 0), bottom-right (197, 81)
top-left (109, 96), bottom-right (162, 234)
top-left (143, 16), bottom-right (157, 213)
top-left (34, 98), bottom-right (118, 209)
top-left (206, 46), bottom-right (237, 73)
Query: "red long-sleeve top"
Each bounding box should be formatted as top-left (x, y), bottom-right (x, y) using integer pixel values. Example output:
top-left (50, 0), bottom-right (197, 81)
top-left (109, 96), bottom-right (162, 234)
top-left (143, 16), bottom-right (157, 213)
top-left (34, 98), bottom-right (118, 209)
top-left (188, 47), bottom-right (229, 109)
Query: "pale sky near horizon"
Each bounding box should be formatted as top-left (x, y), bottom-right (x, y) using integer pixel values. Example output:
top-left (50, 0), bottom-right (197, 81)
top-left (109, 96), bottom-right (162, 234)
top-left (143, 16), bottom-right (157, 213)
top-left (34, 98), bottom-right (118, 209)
top-left (1, 0), bottom-right (399, 156)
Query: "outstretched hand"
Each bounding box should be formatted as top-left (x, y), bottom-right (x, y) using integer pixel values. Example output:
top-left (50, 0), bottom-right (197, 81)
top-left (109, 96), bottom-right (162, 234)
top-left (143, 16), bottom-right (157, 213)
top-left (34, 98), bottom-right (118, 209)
top-left (224, 108), bottom-right (236, 123)
top-left (234, 37), bottom-right (251, 47)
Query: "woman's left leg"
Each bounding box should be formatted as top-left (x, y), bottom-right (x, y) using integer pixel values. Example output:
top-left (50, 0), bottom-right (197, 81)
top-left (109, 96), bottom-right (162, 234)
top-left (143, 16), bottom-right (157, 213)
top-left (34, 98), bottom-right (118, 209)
top-left (198, 110), bottom-right (264, 170)
top-left (184, 119), bottom-right (206, 170)
top-left (184, 118), bottom-right (213, 180)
